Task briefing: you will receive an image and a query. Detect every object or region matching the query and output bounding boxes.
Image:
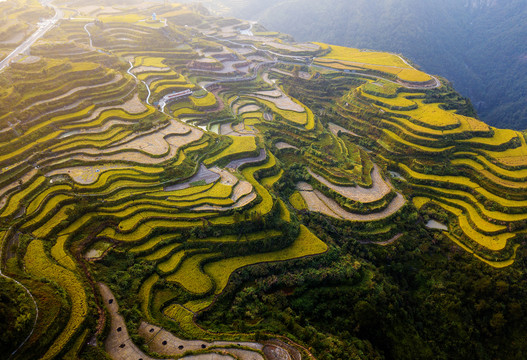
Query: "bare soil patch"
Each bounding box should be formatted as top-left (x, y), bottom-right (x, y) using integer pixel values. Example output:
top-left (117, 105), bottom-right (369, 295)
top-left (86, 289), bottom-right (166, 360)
top-left (47, 164), bottom-right (131, 185)
top-left (68, 128), bottom-right (202, 165)
top-left (99, 283), bottom-right (155, 360)
top-left (210, 166), bottom-right (238, 186)
top-left (309, 165), bottom-right (390, 203)
top-left (194, 191), bottom-right (256, 211)
top-left (300, 189), bottom-right (406, 221)
top-left (131, 66), bottom-right (169, 74)
top-left (107, 120), bottom-right (191, 156)
top-left (231, 180), bottom-right (253, 201)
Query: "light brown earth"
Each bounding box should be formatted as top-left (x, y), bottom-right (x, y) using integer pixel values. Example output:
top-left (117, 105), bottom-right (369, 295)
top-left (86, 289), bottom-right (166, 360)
top-left (237, 104), bottom-right (261, 115)
top-left (328, 122), bottom-right (360, 137)
top-left (299, 187), bottom-right (406, 221)
top-left (254, 90), bottom-right (282, 98)
top-left (261, 72), bottom-right (276, 86)
top-left (18, 55), bottom-right (41, 64)
top-left (231, 180), bottom-right (253, 201)
top-left (209, 166), bottom-right (238, 186)
top-left (139, 322), bottom-right (264, 360)
top-left (194, 191), bottom-right (256, 212)
top-left (362, 233), bottom-right (404, 246)
top-left (22, 74), bottom-right (124, 114)
top-left (275, 142), bottom-right (298, 150)
top-left (47, 164), bottom-right (134, 185)
top-left (253, 92), bottom-right (304, 113)
top-left (69, 94), bottom-right (148, 129)
top-left (0, 169), bottom-right (38, 211)
top-left (106, 120), bottom-right (191, 156)
top-left (59, 119), bottom-right (133, 139)
top-left (131, 66), bottom-right (170, 74)
top-left (308, 165), bottom-right (390, 203)
top-left (220, 123), bottom-right (255, 137)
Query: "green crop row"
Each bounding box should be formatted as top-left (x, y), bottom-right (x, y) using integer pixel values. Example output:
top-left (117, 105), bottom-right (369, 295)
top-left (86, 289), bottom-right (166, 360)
top-left (24, 240), bottom-right (88, 360)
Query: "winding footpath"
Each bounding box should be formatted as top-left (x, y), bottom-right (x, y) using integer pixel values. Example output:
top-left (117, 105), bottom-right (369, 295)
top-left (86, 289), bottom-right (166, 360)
top-left (83, 23), bottom-right (94, 49)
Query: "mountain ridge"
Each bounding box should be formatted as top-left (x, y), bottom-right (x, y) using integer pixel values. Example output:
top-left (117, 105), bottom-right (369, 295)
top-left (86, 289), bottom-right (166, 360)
top-left (203, 0), bottom-right (527, 129)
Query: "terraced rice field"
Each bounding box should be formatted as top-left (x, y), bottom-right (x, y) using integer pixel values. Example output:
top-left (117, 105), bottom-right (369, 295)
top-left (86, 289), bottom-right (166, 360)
top-left (314, 43), bottom-right (433, 83)
top-left (2, 2), bottom-right (527, 359)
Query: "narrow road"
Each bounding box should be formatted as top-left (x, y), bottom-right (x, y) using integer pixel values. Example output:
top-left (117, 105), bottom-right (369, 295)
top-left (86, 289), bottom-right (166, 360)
top-left (0, 0), bottom-right (63, 72)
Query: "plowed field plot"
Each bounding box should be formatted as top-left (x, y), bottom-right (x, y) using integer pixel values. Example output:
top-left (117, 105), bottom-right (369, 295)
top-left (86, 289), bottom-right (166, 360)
top-left (99, 283), bottom-right (155, 360)
top-left (328, 122), bottom-right (360, 137)
top-left (253, 91), bottom-right (304, 112)
top-left (165, 164), bottom-right (220, 191)
top-left (299, 185), bottom-right (406, 221)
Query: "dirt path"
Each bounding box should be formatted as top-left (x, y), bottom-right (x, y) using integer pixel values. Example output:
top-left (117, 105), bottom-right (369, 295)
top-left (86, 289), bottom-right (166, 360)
top-left (99, 284), bottom-right (280, 360)
top-left (98, 283), bottom-right (156, 360)
top-left (275, 142), bottom-right (298, 150)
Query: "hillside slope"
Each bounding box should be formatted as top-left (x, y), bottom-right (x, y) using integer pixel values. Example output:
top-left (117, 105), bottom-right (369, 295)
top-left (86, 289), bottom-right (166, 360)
top-left (204, 0), bottom-right (527, 130)
top-left (2, 2), bottom-right (527, 359)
